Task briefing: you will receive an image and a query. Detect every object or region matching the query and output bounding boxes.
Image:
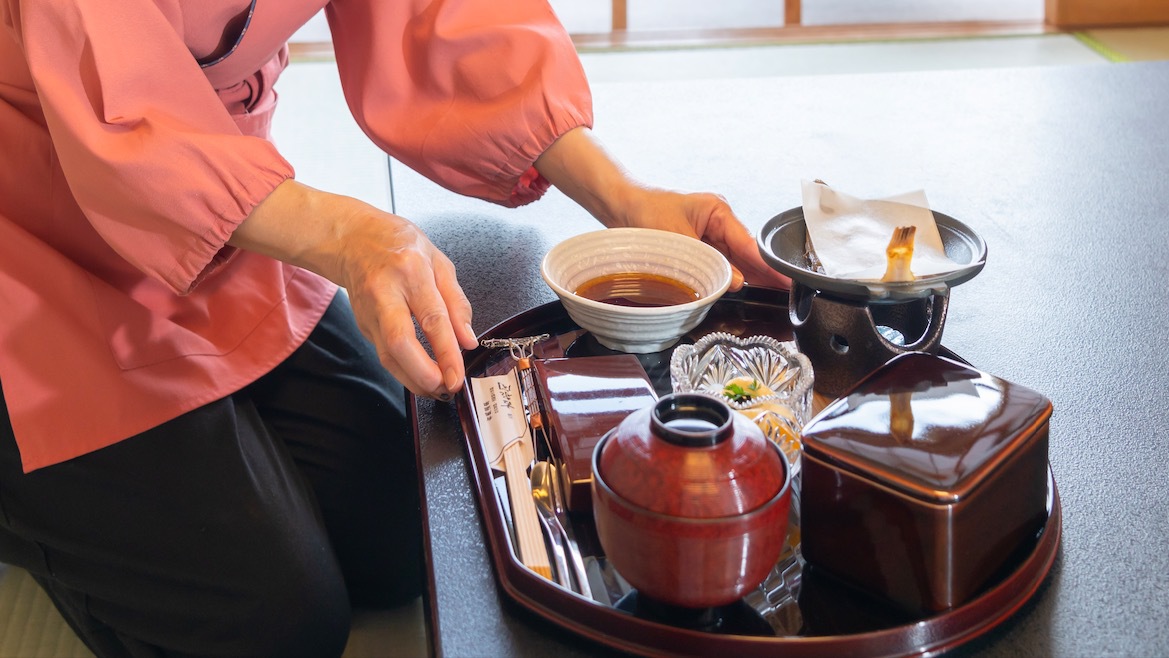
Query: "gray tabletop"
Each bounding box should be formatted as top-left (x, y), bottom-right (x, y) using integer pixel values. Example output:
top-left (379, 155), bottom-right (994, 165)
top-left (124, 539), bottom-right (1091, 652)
top-left (394, 60), bottom-right (1169, 657)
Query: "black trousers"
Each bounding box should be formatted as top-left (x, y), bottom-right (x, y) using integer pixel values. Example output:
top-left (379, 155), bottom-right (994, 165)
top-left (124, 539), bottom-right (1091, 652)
top-left (0, 293), bottom-right (423, 658)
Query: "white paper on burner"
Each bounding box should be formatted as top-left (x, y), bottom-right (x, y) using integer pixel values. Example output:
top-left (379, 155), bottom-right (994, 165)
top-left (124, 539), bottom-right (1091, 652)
top-left (800, 180), bottom-right (961, 281)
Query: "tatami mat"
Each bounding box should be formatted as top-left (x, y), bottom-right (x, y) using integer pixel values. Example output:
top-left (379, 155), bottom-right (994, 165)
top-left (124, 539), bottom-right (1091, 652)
top-left (0, 564), bottom-right (424, 658)
top-left (1079, 26), bottom-right (1169, 62)
top-left (0, 565), bottom-right (91, 658)
top-left (344, 601), bottom-right (428, 658)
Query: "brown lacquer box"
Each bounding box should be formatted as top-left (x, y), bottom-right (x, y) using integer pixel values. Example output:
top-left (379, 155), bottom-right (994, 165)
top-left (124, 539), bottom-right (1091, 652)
top-left (799, 352), bottom-right (1052, 614)
top-left (533, 355), bottom-right (658, 512)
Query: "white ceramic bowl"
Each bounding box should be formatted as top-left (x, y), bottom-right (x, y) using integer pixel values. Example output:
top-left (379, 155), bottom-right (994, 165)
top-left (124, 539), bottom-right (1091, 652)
top-left (540, 228), bottom-right (733, 353)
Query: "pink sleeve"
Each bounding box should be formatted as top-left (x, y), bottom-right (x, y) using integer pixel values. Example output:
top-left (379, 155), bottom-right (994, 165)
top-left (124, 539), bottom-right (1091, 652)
top-left (324, 0), bottom-right (594, 207)
top-left (7, 0), bottom-right (294, 294)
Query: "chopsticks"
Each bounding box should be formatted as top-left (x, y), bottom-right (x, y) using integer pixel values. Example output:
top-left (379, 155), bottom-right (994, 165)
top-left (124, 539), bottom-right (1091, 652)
top-left (502, 441), bottom-right (551, 579)
top-left (479, 335), bottom-right (553, 581)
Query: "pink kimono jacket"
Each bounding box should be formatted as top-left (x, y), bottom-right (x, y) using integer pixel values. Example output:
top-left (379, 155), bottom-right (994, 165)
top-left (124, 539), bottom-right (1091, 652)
top-left (0, 0), bottom-right (592, 471)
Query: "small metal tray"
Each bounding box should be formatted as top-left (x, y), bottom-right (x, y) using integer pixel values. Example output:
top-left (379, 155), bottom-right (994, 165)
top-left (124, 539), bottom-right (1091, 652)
top-left (757, 207), bottom-right (988, 301)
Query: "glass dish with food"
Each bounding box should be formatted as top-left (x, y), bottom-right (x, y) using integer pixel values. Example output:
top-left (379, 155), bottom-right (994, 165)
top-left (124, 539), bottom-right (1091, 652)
top-left (669, 332), bottom-right (813, 472)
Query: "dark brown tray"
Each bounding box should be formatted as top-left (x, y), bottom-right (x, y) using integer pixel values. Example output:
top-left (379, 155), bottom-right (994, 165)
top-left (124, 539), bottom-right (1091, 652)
top-left (455, 286), bottom-right (1062, 658)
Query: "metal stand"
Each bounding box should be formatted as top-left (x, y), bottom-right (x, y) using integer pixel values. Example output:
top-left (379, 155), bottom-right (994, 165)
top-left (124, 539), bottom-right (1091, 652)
top-left (789, 280), bottom-right (949, 398)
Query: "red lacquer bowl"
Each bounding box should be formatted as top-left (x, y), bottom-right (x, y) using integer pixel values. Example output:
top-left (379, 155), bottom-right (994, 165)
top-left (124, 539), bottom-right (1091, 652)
top-left (592, 393), bottom-right (791, 608)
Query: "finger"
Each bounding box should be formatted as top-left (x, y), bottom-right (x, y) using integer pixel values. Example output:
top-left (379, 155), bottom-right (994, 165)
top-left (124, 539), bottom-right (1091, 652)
top-left (379, 344), bottom-right (446, 399)
top-left (728, 265), bottom-right (746, 292)
top-left (401, 274), bottom-right (467, 397)
top-left (433, 252), bottom-right (479, 351)
top-left (456, 321), bottom-right (478, 351)
top-left (707, 202), bottom-right (791, 289)
top-left (727, 227), bottom-right (791, 288)
top-left (354, 296), bottom-right (445, 398)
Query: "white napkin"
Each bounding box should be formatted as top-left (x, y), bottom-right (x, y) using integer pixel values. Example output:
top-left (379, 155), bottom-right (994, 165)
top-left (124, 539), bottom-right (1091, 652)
top-left (801, 180), bottom-right (960, 281)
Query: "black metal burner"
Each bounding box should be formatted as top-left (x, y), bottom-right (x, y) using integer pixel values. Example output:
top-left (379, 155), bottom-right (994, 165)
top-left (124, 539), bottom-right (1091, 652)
top-left (614, 590), bottom-right (776, 637)
top-left (789, 280), bottom-right (949, 398)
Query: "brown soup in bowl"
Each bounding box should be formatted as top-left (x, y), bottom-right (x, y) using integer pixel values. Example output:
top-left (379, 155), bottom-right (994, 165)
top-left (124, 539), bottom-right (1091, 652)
top-left (575, 272), bottom-right (699, 308)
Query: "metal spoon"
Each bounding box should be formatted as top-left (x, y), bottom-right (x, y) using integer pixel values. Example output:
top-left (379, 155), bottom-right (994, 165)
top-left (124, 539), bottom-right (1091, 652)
top-left (531, 460), bottom-right (592, 600)
top-left (530, 461), bottom-right (571, 590)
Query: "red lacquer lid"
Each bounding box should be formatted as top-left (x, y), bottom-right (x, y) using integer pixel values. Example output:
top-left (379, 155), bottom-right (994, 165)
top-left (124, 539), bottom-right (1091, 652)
top-left (596, 393), bottom-right (784, 518)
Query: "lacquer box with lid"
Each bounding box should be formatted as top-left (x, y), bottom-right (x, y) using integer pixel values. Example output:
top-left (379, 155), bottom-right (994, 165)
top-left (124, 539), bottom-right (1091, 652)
top-left (799, 351), bottom-right (1052, 614)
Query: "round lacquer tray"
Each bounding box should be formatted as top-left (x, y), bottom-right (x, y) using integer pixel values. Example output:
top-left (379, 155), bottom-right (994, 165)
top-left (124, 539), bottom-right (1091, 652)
top-left (455, 286), bottom-right (1062, 658)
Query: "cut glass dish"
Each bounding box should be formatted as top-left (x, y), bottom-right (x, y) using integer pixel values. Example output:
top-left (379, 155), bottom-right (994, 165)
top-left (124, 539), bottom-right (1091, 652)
top-left (670, 332), bottom-right (814, 472)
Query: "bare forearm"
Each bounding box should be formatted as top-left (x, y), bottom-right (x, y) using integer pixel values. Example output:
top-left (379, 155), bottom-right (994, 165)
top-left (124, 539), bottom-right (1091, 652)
top-left (227, 179), bottom-right (352, 284)
top-left (533, 127), bottom-right (640, 228)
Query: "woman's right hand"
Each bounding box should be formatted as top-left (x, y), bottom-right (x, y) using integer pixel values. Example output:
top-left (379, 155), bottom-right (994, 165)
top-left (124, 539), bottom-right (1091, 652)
top-left (230, 180), bottom-right (479, 399)
top-left (533, 127), bottom-right (791, 291)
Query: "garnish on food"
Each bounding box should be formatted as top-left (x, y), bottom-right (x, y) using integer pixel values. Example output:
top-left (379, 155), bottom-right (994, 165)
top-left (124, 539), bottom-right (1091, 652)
top-left (722, 376), bottom-right (774, 403)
